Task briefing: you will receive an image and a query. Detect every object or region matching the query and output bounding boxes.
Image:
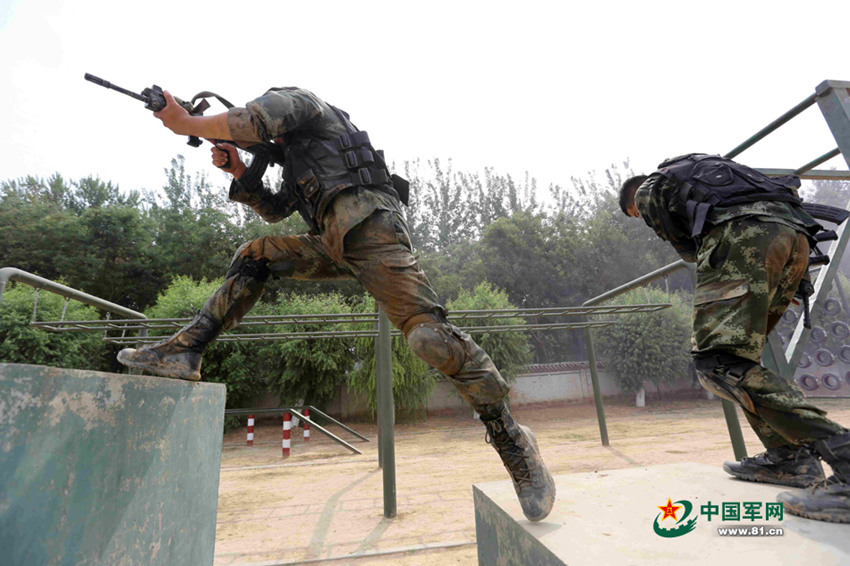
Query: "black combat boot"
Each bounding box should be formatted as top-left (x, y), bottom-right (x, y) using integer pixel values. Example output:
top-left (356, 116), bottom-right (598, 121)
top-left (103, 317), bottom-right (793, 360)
top-left (723, 445), bottom-right (824, 488)
top-left (777, 432), bottom-right (850, 522)
top-left (480, 403), bottom-right (556, 522)
top-left (117, 311), bottom-right (221, 381)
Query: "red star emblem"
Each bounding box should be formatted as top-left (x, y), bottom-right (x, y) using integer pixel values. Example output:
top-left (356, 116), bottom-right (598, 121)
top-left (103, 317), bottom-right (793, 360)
top-left (657, 498), bottom-right (682, 522)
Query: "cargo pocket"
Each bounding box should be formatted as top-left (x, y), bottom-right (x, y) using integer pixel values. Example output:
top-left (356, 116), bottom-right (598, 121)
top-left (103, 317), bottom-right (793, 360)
top-left (693, 279), bottom-right (752, 352)
top-left (694, 279), bottom-right (749, 306)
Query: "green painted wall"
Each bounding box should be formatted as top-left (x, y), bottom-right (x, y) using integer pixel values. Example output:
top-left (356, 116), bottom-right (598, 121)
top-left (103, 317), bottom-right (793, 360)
top-left (0, 363), bottom-right (226, 566)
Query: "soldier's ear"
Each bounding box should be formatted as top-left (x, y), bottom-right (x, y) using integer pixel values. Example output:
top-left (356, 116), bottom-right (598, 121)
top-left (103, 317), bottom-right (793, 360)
top-left (619, 175), bottom-right (648, 216)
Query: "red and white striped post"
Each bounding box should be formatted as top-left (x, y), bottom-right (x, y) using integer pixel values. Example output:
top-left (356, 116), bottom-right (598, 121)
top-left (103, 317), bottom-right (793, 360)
top-left (247, 414), bottom-right (255, 447)
top-left (303, 408), bottom-right (310, 442)
top-left (282, 412), bottom-right (291, 458)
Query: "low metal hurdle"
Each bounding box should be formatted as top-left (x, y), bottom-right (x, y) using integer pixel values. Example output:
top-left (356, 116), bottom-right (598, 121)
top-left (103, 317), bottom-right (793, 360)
top-left (282, 412), bottom-right (291, 458)
top-left (226, 406), bottom-right (367, 457)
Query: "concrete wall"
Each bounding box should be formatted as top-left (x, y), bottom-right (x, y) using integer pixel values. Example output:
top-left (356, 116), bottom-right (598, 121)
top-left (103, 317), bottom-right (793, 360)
top-left (0, 363), bottom-right (226, 566)
top-left (326, 365), bottom-right (625, 419)
top-left (251, 364), bottom-right (692, 420)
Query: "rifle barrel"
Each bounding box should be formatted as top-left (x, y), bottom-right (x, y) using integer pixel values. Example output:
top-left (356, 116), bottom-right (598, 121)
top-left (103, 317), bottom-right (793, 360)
top-left (84, 73), bottom-right (146, 103)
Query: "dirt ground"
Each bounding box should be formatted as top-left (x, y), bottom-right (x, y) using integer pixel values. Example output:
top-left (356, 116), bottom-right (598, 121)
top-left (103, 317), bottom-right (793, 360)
top-left (212, 397), bottom-right (850, 566)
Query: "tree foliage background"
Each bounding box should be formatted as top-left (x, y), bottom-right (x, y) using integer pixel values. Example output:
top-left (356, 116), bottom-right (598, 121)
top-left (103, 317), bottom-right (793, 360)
top-left (594, 288), bottom-right (693, 395)
top-left (3, 155), bottom-right (846, 415)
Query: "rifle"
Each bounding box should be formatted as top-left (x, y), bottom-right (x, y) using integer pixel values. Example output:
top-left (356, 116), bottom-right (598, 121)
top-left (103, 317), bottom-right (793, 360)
top-left (85, 73), bottom-right (284, 169)
top-left (84, 73), bottom-right (211, 149)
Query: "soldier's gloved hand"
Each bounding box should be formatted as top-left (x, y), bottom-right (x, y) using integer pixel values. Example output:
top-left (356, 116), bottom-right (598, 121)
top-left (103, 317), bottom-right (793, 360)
top-left (210, 142), bottom-right (246, 178)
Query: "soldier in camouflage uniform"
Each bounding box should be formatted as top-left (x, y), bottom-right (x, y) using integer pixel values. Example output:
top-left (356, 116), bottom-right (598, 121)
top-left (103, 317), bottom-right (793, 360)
top-left (116, 87), bottom-right (555, 522)
top-left (621, 160), bottom-right (850, 523)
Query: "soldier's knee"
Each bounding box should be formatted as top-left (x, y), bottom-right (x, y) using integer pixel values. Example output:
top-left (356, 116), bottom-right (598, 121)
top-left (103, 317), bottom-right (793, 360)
top-left (403, 313), bottom-right (465, 375)
top-left (226, 241), bottom-right (271, 282)
top-left (694, 351), bottom-right (759, 412)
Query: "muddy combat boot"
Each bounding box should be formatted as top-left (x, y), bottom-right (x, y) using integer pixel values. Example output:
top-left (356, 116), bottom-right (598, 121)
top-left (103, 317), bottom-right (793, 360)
top-left (480, 403), bottom-right (556, 522)
top-left (117, 311), bottom-right (221, 381)
top-left (777, 432), bottom-right (850, 522)
top-left (723, 445), bottom-right (824, 488)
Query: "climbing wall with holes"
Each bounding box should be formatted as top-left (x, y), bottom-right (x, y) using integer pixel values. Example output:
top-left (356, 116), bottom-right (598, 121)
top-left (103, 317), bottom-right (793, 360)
top-left (773, 291), bottom-right (850, 397)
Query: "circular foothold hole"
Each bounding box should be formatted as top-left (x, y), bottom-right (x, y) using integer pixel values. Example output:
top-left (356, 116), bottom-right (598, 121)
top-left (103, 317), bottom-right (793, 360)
top-left (824, 298), bottom-right (842, 316)
top-left (840, 346), bottom-right (850, 364)
top-left (811, 327), bottom-right (828, 343)
top-left (823, 373), bottom-right (841, 390)
top-left (845, 371), bottom-right (850, 386)
top-left (799, 374), bottom-right (819, 391)
top-left (816, 349), bottom-right (836, 367)
top-left (782, 310), bottom-right (798, 324)
top-left (831, 322), bottom-right (850, 339)
top-left (798, 352), bottom-right (813, 369)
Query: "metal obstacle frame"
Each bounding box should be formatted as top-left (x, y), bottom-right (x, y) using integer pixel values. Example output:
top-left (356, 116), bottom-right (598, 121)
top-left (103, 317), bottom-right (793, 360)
top-left (1, 266), bottom-right (674, 519)
top-left (727, 80), bottom-right (850, 378)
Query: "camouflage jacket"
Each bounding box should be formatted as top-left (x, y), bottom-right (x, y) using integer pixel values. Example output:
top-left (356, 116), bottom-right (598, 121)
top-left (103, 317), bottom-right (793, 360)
top-left (225, 87), bottom-right (398, 242)
top-left (634, 172), bottom-right (819, 263)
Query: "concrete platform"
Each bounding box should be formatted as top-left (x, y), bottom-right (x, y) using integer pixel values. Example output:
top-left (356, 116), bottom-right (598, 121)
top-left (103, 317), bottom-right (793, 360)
top-left (0, 363), bottom-right (226, 566)
top-left (474, 462), bottom-right (850, 566)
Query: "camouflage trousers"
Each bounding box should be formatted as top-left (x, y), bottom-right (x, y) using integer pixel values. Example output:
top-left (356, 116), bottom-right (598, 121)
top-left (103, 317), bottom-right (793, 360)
top-left (201, 204), bottom-right (510, 411)
top-left (692, 218), bottom-right (846, 448)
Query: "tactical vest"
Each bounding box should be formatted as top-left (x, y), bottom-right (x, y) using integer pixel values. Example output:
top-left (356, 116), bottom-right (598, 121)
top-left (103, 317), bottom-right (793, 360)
top-left (658, 153), bottom-right (808, 238)
top-left (282, 104), bottom-right (409, 231)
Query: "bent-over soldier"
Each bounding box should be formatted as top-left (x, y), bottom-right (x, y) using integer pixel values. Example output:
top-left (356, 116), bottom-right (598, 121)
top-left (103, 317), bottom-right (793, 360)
top-left (620, 153), bottom-right (850, 522)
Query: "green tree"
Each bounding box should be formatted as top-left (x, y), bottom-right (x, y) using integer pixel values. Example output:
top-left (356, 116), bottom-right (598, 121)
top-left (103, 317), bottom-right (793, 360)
top-left (0, 285), bottom-right (105, 370)
top-left (594, 287), bottom-right (692, 397)
top-left (144, 278), bottom-right (357, 410)
top-left (447, 281), bottom-right (532, 382)
top-left (348, 296), bottom-right (435, 417)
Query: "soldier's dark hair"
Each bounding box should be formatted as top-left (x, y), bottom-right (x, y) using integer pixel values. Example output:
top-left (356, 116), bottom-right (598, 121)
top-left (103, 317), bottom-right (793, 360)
top-left (619, 175), bottom-right (649, 216)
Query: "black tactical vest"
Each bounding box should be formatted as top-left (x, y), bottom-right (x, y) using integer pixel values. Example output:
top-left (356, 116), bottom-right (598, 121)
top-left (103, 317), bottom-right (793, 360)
top-left (658, 153), bottom-right (805, 238)
top-left (281, 107), bottom-right (409, 232)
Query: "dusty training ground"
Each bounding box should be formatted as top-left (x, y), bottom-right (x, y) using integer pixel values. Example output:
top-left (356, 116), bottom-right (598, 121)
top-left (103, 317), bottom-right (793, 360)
top-left (213, 397), bottom-right (850, 566)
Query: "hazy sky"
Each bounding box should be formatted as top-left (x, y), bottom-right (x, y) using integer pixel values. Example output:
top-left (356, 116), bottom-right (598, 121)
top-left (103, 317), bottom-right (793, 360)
top-left (2, 0), bottom-right (849, 199)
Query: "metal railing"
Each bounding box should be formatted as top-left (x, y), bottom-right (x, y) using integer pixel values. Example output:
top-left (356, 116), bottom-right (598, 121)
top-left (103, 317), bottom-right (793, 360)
top-left (27, 304), bottom-right (672, 344)
top-left (0, 267), bottom-right (146, 321)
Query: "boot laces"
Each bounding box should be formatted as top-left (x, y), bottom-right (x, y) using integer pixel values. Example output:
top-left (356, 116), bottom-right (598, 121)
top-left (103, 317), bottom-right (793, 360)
top-left (485, 421), bottom-right (534, 488)
top-left (809, 475), bottom-right (846, 493)
top-left (747, 445), bottom-right (809, 466)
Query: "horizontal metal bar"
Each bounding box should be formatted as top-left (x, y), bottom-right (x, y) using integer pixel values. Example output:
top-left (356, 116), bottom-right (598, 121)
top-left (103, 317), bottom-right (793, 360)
top-left (225, 406), bottom-right (308, 416)
top-left (724, 93), bottom-right (817, 159)
top-left (100, 319), bottom-right (631, 344)
top-left (31, 303), bottom-right (673, 332)
top-left (757, 168), bottom-right (850, 180)
top-left (289, 409), bottom-right (362, 455)
top-left (0, 267), bottom-right (146, 320)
